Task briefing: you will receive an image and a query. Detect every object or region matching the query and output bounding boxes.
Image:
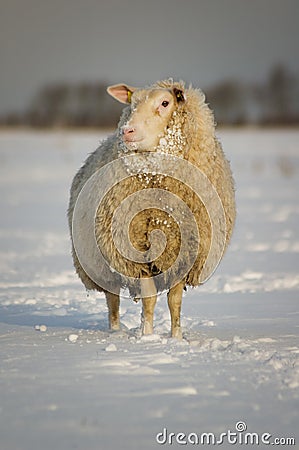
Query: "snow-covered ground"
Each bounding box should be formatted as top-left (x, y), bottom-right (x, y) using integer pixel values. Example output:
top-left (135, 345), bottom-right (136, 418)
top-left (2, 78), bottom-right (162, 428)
top-left (0, 129), bottom-right (298, 450)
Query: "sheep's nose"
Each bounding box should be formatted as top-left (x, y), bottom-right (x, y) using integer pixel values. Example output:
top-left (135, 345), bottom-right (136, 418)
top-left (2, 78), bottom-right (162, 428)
top-left (122, 126), bottom-right (135, 136)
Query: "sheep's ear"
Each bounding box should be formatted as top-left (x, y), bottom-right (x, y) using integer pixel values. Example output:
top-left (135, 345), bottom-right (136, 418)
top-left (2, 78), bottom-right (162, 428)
top-left (173, 87), bottom-right (185, 103)
top-left (107, 84), bottom-right (136, 104)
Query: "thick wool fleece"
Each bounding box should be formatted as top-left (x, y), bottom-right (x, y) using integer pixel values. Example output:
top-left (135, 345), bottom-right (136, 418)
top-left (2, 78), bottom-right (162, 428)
top-left (68, 79), bottom-right (236, 296)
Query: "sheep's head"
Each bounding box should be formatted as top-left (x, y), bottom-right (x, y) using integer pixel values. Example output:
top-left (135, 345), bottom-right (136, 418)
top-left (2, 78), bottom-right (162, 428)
top-left (107, 83), bottom-right (186, 152)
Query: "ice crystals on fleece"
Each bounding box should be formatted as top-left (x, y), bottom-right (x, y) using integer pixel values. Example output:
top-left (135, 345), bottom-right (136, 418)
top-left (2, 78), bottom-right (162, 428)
top-left (155, 111), bottom-right (187, 157)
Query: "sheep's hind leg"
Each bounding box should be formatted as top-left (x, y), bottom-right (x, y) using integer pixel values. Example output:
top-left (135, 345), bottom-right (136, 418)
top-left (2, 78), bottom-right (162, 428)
top-left (105, 291), bottom-right (120, 331)
top-left (167, 281), bottom-right (184, 339)
top-left (141, 278), bottom-right (157, 335)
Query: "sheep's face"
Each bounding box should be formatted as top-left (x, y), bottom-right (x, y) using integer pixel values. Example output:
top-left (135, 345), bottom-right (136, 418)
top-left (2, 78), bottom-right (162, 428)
top-left (107, 84), bottom-right (185, 152)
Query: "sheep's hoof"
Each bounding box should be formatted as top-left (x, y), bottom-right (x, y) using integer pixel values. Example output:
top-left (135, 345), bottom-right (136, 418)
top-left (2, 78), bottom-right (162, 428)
top-left (142, 321), bottom-right (154, 335)
top-left (109, 322), bottom-right (120, 332)
top-left (171, 327), bottom-right (183, 340)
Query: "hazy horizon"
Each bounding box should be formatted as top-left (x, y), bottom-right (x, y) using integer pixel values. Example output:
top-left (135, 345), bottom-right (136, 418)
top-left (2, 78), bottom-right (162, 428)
top-left (1, 0), bottom-right (299, 115)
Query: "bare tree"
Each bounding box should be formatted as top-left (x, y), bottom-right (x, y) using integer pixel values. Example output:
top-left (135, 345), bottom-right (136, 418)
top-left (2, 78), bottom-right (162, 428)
top-left (264, 64), bottom-right (298, 124)
top-left (206, 81), bottom-right (247, 125)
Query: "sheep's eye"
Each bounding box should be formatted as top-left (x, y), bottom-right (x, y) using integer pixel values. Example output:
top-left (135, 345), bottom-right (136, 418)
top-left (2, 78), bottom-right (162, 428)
top-left (161, 100), bottom-right (169, 107)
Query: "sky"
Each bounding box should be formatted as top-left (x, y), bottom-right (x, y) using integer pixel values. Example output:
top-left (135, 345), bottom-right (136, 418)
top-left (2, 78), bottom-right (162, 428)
top-left (1, 0), bottom-right (299, 115)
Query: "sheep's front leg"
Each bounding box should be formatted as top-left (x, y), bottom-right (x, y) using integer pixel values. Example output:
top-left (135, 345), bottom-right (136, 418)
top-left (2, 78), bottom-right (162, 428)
top-left (105, 291), bottom-right (120, 331)
top-left (167, 281), bottom-right (184, 339)
top-left (141, 278), bottom-right (157, 335)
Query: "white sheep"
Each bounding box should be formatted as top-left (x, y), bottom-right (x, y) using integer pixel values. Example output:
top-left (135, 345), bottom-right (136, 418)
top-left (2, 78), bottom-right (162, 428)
top-left (68, 79), bottom-right (236, 338)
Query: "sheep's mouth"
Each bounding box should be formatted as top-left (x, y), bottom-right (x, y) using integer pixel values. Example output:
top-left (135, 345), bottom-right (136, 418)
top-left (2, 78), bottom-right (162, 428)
top-left (123, 137), bottom-right (143, 145)
top-left (122, 138), bottom-right (144, 150)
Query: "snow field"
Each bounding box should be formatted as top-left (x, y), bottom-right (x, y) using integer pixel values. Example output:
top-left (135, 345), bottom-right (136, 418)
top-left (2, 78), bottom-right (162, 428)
top-left (0, 129), bottom-right (298, 450)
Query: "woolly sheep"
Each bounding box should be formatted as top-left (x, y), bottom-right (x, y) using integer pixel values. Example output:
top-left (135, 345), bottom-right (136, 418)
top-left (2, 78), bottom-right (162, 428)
top-left (68, 79), bottom-right (236, 338)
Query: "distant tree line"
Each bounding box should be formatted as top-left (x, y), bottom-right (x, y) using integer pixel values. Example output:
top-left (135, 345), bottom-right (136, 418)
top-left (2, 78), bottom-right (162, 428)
top-left (1, 65), bottom-right (299, 128)
top-left (1, 82), bottom-right (124, 128)
top-left (206, 65), bottom-right (299, 126)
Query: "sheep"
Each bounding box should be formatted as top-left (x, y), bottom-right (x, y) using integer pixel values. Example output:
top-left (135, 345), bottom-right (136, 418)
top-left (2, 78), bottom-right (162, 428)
top-left (68, 79), bottom-right (236, 339)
